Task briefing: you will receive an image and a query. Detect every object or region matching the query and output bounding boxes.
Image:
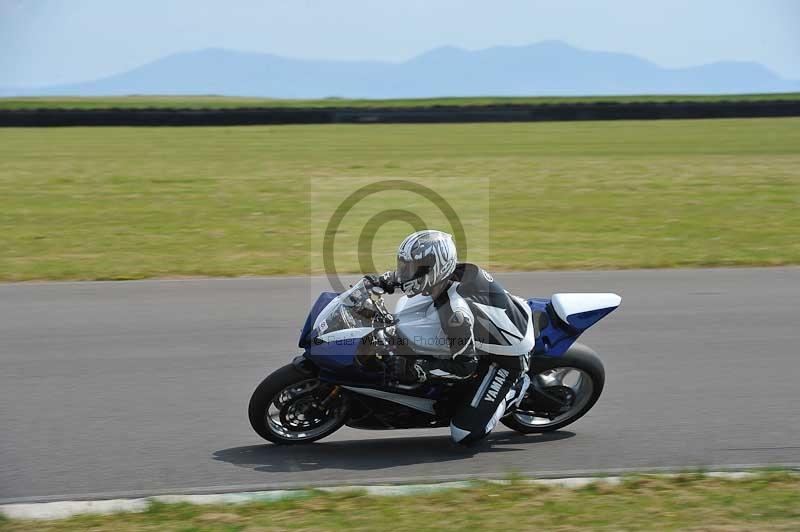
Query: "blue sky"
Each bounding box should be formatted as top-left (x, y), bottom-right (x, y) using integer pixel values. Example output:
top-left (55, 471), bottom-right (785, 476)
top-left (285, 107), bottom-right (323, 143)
top-left (1, 0), bottom-right (798, 86)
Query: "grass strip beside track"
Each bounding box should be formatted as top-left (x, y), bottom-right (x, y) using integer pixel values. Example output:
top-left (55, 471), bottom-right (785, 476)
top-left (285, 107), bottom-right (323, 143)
top-left (2, 93), bottom-right (800, 110)
top-left (2, 472), bottom-right (799, 531)
top-left (1, 117), bottom-right (799, 281)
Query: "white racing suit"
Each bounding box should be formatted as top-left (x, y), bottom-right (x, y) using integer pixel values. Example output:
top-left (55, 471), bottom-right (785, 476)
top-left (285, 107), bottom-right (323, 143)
top-left (416, 263), bottom-right (535, 445)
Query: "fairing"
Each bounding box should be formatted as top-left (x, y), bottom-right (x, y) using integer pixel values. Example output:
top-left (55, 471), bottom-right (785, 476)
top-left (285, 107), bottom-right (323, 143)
top-left (298, 292), bottom-right (338, 348)
top-left (299, 289), bottom-right (619, 390)
top-left (526, 295), bottom-right (619, 356)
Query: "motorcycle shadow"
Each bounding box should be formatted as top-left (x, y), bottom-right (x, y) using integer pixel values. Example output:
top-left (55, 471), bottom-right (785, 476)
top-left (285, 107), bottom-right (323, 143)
top-left (213, 430), bottom-right (574, 474)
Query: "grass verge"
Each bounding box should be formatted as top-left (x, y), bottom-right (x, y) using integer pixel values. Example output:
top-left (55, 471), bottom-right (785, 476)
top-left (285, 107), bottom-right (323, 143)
top-left (2, 472), bottom-right (799, 531)
top-left (1, 93), bottom-right (800, 110)
top-left (1, 117), bottom-right (799, 281)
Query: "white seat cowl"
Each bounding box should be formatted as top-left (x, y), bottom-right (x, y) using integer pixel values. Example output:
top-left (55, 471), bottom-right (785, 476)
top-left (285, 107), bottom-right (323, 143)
top-left (551, 293), bottom-right (622, 323)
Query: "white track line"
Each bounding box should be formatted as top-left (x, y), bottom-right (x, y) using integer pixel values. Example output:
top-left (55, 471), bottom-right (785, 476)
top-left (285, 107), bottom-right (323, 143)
top-left (1, 471), bottom-right (786, 520)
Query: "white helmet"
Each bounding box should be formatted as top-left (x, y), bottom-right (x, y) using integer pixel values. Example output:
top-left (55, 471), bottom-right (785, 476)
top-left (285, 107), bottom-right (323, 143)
top-left (395, 230), bottom-right (457, 297)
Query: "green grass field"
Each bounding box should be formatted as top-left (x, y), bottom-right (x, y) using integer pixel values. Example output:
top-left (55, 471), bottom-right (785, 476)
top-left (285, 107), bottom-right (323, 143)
top-left (1, 117), bottom-right (799, 281)
top-left (1, 92), bottom-right (799, 110)
top-left (2, 473), bottom-right (799, 531)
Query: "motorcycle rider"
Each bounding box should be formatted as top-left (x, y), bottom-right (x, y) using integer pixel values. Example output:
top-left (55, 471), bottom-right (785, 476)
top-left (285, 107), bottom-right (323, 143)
top-left (367, 230), bottom-right (533, 445)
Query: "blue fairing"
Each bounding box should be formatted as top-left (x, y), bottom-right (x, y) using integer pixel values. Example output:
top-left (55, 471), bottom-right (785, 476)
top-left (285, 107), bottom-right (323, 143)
top-left (306, 337), bottom-right (382, 384)
top-left (526, 298), bottom-right (617, 357)
top-left (298, 292), bottom-right (338, 348)
top-left (528, 298), bottom-right (571, 356)
top-left (297, 293), bottom-right (614, 381)
top-left (308, 339), bottom-right (360, 371)
top-left (566, 307), bottom-right (618, 330)
top-left (297, 291), bottom-right (381, 384)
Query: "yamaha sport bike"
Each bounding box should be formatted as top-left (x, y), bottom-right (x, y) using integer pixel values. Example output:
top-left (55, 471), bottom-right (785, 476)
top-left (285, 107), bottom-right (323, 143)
top-left (249, 278), bottom-right (620, 444)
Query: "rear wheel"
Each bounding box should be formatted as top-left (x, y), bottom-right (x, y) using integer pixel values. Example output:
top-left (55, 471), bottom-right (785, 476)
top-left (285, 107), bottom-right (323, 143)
top-left (248, 364), bottom-right (350, 444)
top-left (502, 343), bottom-right (604, 433)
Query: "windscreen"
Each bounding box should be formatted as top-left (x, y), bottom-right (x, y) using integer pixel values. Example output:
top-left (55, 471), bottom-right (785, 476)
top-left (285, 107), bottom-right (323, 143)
top-left (313, 279), bottom-right (375, 335)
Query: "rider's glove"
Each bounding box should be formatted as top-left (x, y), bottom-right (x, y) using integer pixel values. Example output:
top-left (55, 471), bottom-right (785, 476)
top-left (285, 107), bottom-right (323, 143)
top-left (365, 271), bottom-right (398, 294)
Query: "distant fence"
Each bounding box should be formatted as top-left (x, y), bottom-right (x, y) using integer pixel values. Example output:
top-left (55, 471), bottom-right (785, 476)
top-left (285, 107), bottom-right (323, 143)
top-left (2, 100), bottom-right (799, 127)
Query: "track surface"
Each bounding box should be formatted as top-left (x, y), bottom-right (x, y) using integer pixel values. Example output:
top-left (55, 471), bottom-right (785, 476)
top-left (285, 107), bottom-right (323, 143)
top-left (2, 268), bottom-right (799, 503)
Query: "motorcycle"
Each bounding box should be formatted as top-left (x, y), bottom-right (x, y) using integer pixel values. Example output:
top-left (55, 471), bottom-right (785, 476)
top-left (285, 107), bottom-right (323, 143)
top-left (249, 277), bottom-right (620, 444)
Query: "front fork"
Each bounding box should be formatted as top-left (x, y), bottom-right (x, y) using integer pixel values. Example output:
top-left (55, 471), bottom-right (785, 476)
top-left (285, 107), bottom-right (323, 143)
top-left (319, 385), bottom-right (341, 408)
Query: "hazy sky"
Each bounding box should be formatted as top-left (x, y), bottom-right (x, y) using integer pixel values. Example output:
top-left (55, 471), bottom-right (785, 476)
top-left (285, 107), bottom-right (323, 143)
top-left (1, 0), bottom-right (798, 86)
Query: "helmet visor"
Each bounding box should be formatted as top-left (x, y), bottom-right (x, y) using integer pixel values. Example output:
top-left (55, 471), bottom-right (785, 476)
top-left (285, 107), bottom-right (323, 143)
top-left (396, 256), bottom-right (431, 284)
top-left (396, 257), bottom-right (417, 284)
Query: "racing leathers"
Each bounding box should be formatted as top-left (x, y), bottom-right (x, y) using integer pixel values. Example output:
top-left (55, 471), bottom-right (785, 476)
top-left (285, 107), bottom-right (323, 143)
top-left (376, 263), bottom-right (535, 445)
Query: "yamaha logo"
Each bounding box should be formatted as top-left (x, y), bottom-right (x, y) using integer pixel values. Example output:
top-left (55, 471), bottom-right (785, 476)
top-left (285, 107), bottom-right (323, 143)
top-left (484, 368), bottom-right (509, 402)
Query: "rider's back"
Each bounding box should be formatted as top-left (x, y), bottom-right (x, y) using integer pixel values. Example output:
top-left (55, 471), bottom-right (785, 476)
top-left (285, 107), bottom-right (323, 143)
top-left (436, 263), bottom-right (535, 357)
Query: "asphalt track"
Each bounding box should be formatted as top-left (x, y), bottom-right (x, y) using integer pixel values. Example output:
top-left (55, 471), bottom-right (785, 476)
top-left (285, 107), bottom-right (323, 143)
top-left (2, 268), bottom-right (798, 503)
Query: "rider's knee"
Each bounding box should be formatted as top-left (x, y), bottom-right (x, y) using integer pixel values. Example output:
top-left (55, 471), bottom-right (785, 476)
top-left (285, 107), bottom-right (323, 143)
top-left (449, 422), bottom-right (484, 446)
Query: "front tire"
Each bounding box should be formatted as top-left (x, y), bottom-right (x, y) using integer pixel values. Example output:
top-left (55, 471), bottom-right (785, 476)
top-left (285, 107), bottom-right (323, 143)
top-left (248, 364), bottom-right (349, 444)
top-left (502, 343), bottom-right (605, 434)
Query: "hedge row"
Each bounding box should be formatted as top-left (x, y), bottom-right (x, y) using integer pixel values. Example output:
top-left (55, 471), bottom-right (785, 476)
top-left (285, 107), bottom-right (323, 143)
top-left (2, 101), bottom-right (799, 126)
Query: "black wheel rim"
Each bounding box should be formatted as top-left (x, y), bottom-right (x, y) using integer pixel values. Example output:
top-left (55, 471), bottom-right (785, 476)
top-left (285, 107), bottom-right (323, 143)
top-left (265, 379), bottom-right (348, 441)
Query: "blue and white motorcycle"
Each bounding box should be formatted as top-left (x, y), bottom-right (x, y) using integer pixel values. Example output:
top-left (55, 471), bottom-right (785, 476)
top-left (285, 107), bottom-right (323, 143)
top-left (249, 278), bottom-right (620, 444)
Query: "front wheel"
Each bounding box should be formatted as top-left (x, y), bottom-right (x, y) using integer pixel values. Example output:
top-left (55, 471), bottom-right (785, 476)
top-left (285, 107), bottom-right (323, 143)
top-left (502, 343), bottom-right (605, 433)
top-left (248, 364), bottom-right (350, 444)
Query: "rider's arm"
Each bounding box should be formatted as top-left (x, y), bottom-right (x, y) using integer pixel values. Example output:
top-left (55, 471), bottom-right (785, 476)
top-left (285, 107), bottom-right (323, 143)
top-left (422, 287), bottom-right (477, 380)
top-left (443, 308), bottom-right (476, 359)
top-left (439, 283), bottom-right (476, 359)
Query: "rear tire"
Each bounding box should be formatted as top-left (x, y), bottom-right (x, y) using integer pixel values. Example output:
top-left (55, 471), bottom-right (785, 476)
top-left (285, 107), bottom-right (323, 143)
top-left (502, 343), bottom-right (605, 434)
top-left (248, 364), bottom-right (349, 444)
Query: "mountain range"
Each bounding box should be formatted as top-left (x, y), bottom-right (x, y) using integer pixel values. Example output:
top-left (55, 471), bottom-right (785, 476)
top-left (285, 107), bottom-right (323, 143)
top-left (3, 41), bottom-right (798, 98)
